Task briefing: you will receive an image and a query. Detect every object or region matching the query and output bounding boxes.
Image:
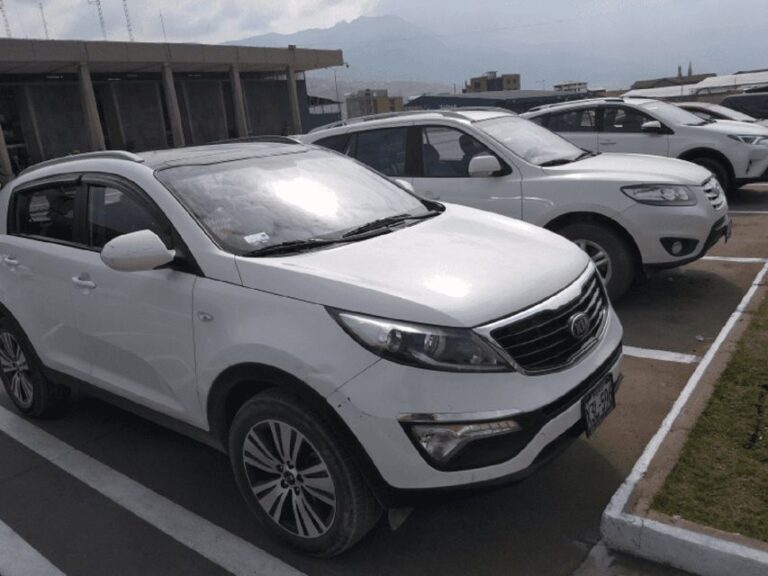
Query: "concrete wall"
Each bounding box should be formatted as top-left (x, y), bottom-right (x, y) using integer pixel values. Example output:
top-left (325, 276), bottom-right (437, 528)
top-left (113, 81), bottom-right (168, 151)
top-left (178, 80), bottom-right (229, 144)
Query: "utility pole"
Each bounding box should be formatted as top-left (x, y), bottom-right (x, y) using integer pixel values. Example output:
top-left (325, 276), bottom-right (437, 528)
top-left (0, 0), bottom-right (12, 38)
top-left (159, 10), bottom-right (168, 42)
top-left (38, 2), bottom-right (49, 39)
top-left (122, 0), bottom-right (134, 42)
top-left (88, 0), bottom-right (107, 40)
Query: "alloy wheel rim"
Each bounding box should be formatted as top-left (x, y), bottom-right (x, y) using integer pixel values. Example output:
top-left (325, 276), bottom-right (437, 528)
top-left (242, 419), bottom-right (336, 539)
top-left (574, 239), bottom-right (612, 285)
top-left (0, 331), bottom-right (33, 409)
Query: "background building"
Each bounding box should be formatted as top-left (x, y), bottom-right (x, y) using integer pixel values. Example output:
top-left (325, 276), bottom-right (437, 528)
top-left (553, 81), bottom-right (589, 94)
top-left (0, 38), bottom-right (343, 183)
top-left (463, 71), bottom-right (521, 93)
top-left (345, 89), bottom-right (404, 118)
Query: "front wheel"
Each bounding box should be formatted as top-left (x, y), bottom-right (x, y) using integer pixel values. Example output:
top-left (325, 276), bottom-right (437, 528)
top-left (557, 223), bottom-right (636, 301)
top-left (228, 389), bottom-right (381, 556)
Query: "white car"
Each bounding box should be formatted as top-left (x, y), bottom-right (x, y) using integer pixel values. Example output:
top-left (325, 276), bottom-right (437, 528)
top-left (675, 101), bottom-right (768, 128)
top-left (302, 109), bottom-right (730, 299)
top-left (522, 97), bottom-right (768, 191)
top-left (0, 143), bottom-right (623, 555)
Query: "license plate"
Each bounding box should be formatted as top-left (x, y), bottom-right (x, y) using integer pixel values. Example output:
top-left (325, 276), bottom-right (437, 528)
top-left (582, 376), bottom-right (615, 436)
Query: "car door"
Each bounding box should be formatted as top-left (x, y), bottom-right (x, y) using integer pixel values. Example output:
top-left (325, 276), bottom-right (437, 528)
top-left (0, 178), bottom-right (92, 379)
top-left (541, 108), bottom-right (599, 152)
top-left (68, 175), bottom-right (202, 424)
top-left (410, 125), bottom-right (523, 220)
top-left (598, 106), bottom-right (670, 156)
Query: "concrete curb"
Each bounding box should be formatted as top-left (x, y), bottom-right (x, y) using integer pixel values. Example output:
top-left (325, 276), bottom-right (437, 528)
top-left (601, 261), bottom-right (768, 576)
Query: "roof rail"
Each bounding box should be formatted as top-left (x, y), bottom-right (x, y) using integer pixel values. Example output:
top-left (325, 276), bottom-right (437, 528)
top-left (308, 107), bottom-right (514, 133)
top-left (18, 150), bottom-right (145, 177)
top-left (210, 135), bottom-right (302, 145)
top-left (527, 97), bottom-right (625, 113)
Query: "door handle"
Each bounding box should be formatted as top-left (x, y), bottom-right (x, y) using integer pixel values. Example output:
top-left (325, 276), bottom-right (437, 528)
top-left (71, 274), bottom-right (96, 290)
top-left (3, 256), bottom-right (18, 267)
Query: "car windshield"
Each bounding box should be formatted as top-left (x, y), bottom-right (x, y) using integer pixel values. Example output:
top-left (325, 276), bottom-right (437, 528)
top-left (706, 104), bottom-right (757, 122)
top-left (637, 100), bottom-right (711, 126)
top-left (477, 115), bottom-right (585, 166)
top-left (156, 150), bottom-right (431, 255)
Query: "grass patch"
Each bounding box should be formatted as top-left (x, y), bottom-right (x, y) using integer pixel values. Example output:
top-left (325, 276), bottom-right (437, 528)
top-left (653, 287), bottom-right (768, 542)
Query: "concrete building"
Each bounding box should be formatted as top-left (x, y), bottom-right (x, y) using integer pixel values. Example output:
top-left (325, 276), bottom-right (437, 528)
top-left (630, 69), bottom-right (715, 91)
top-left (463, 71), bottom-right (521, 93)
top-left (345, 89), bottom-right (404, 118)
top-left (405, 89), bottom-right (589, 114)
top-left (553, 81), bottom-right (589, 94)
top-left (0, 38), bottom-right (342, 183)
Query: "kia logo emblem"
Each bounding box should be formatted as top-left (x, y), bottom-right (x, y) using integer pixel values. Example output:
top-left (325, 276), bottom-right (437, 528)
top-left (568, 312), bottom-right (591, 340)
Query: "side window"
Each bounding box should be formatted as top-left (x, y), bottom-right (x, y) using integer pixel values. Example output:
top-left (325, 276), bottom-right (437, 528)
top-left (87, 185), bottom-right (171, 249)
top-left (421, 127), bottom-right (494, 178)
top-left (13, 185), bottom-right (77, 243)
top-left (603, 107), bottom-right (653, 133)
top-left (546, 109), bottom-right (596, 132)
top-left (351, 128), bottom-right (407, 177)
top-left (314, 134), bottom-right (351, 154)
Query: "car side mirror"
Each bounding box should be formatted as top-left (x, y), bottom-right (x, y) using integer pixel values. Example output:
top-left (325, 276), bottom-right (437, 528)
top-left (641, 120), bottom-right (663, 134)
top-left (393, 178), bottom-right (415, 193)
top-left (101, 230), bottom-right (176, 272)
top-left (468, 154), bottom-right (502, 177)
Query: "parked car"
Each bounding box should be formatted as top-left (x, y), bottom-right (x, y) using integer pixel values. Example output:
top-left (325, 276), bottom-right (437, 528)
top-left (719, 93), bottom-right (768, 121)
top-left (675, 101), bottom-right (768, 128)
top-left (522, 97), bottom-right (768, 191)
top-left (302, 109), bottom-right (730, 299)
top-left (0, 144), bottom-right (623, 555)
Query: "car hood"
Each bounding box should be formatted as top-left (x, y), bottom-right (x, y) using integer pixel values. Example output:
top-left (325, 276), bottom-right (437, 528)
top-left (545, 153), bottom-right (712, 185)
top-left (695, 119), bottom-right (768, 135)
top-left (234, 204), bottom-right (590, 327)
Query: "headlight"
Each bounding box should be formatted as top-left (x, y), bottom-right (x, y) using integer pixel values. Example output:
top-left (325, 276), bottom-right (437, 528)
top-left (329, 309), bottom-right (510, 372)
top-left (728, 134), bottom-right (768, 146)
top-left (621, 184), bottom-right (697, 206)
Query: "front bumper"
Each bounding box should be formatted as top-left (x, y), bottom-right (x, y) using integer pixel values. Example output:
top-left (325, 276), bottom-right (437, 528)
top-left (644, 214), bottom-right (732, 270)
top-left (327, 307), bottom-right (623, 505)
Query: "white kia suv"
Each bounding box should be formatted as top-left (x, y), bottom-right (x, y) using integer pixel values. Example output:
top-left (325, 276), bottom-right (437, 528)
top-left (0, 143), bottom-right (623, 555)
top-left (302, 109), bottom-right (730, 299)
top-left (522, 97), bottom-right (768, 190)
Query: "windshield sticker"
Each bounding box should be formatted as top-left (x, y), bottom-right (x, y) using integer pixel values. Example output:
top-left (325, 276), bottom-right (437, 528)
top-left (244, 232), bottom-right (271, 245)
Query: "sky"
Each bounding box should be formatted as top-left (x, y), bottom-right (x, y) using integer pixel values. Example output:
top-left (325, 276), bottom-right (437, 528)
top-left (2, 0), bottom-right (767, 88)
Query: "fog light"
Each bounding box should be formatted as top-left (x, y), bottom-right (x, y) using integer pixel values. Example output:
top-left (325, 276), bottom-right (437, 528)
top-left (660, 237), bottom-right (698, 257)
top-left (408, 419), bottom-right (521, 464)
top-left (670, 240), bottom-right (683, 255)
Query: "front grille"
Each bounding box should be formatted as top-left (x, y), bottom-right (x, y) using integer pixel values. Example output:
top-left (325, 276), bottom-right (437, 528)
top-left (490, 274), bottom-right (608, 374)
top-left (703, 178), bottom-right (726, 211)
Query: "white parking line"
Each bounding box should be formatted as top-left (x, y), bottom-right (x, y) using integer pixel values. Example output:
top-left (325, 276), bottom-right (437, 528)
top-left (623, 346), bottom-right (699, 364)
top-left (0, 405), bottom-right (305, 576)
top-left (0, 518), bottom-right (65, 576)
top-left (729, 210), bottom-right (768, 215)
top-left (703, 256), bottom-right (768, 263)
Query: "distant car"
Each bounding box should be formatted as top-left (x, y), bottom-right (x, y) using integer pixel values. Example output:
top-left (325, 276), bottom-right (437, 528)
top-left (522, 97), bottom-right (768, 191)
top-left (0, 144), bottom-right (623, 556)
top-left (676, 101), bottom-right (768, 128)
top-left (719, 93), bottom-right (768, 122)
top-left (302, 108), bottom-right (730, 299)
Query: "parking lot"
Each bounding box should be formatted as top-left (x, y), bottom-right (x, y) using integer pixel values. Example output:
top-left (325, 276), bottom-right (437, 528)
top-left (1, 186), bottom-right (767, 576)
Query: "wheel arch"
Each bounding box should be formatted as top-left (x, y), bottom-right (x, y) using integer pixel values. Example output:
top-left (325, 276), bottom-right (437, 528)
top-left (677, 148), bottom-right (735, 183)
top-left (544, 211), bottom-right (643, 273)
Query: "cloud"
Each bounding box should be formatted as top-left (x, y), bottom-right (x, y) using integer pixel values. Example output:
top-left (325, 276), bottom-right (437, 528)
top-left (3, 0), bottom-right (381, 44)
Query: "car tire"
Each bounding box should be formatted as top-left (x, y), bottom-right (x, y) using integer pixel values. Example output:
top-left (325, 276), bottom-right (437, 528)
top-left (228, 389), bottom-right (381, 557)
top-left (689, 157), bottom-right (732, 192)
top-left (0, 317), bottom-right (71, 418)
top-left (557, 223), bottom-right (635, 301)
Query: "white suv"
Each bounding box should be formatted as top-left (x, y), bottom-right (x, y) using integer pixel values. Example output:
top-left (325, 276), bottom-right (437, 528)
top-left (302, 109), bottom-right (730, 299)
top-left (0, 143), bottom-right (622, 555)
top-left (522, 97), bottom-right (768, 190)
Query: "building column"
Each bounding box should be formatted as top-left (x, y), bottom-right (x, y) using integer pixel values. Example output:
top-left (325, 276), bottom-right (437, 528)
top-left (0, 120), bottom-right (12, 184)
top-left (78, 62), bottom-right (106, 151)
top-left (286, 66), bottom-right (302, 134)
top-left (229, 64), bottom-right (248, 137)
top-left (161, 63), bottom-right (185, 148)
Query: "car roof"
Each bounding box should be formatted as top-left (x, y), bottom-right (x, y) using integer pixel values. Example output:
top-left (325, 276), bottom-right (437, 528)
top-left (308, 107), bottom-right (514, 134)
top-left (525, 97), bottom-right (656, 115)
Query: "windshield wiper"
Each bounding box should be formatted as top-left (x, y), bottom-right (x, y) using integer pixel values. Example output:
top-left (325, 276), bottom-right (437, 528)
top-left (244, 237), bottom-right (342, 257)
top-left (539, 158), bottom-right (574, 167)
top-left (341, 210), bottom-right (441, 238)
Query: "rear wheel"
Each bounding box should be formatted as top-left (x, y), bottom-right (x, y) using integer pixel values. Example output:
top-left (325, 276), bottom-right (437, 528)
top-left (557, 223), bottom-right (635, 300)
top-left (228, 389), bottom-right (381, 556)
top-left (0, 317), bottom-right (70, 418)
